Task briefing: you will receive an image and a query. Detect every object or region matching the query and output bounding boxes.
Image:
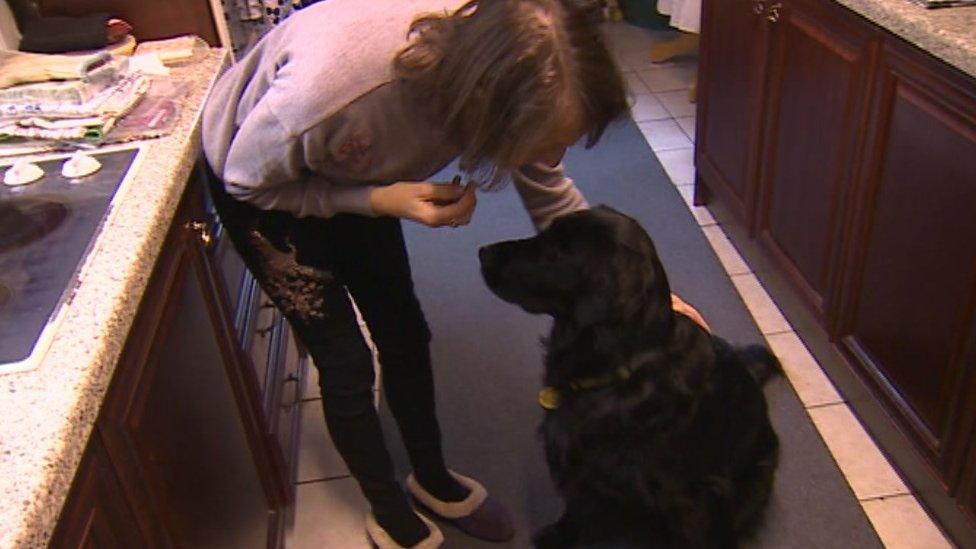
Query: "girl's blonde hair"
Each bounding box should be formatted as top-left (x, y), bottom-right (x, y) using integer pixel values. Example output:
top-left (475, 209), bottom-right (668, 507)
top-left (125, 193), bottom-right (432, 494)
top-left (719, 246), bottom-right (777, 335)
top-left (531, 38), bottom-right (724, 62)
top-left (395, 0), bottom-right (628, 186)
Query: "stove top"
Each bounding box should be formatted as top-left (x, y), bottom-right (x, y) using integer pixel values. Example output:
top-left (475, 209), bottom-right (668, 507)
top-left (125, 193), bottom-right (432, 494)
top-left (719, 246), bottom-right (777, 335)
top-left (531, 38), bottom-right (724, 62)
top-left (0, 199), bottom-right (68, 254)
top-left (0, 146), bottom-right (143, 374)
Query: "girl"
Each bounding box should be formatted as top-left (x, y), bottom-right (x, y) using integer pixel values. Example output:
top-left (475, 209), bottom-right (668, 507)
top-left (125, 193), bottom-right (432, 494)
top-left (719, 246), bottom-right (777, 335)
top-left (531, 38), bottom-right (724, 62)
top-left (203, 0), bottom-right (699, 546)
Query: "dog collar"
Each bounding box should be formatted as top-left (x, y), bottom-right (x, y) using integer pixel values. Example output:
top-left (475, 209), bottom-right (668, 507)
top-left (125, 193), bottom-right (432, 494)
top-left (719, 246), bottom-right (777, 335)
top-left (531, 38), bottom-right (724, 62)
top-left (538, 365), bottom-right (637, 410)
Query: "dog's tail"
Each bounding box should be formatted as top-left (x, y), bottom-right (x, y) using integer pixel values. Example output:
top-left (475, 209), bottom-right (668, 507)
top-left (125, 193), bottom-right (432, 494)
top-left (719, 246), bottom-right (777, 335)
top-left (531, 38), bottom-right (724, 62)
top-left (740, 345), bottom-right (782, 386)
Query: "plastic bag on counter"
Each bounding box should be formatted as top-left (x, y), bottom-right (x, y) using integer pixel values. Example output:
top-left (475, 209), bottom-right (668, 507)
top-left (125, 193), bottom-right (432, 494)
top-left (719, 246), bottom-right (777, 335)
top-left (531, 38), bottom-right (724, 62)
top-left (108, 78), bottom-right (188, 142)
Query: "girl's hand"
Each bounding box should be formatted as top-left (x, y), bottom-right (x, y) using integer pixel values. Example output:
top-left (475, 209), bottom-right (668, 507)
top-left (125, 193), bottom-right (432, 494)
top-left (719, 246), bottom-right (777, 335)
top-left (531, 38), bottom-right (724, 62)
top-left (369, 177), bottom-right (477, 228)
top-left (672, 293), bottom-right (711, 332)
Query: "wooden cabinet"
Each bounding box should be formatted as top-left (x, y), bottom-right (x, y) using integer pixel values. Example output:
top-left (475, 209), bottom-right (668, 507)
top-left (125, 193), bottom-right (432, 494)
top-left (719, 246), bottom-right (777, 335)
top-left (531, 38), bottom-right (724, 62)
top-left (695, 0), bottom-right (771, 220)
top-left (697, 0), bottom-right (976, 540)
top-left (51, 170), bottom-right (306, 547)
top-left (837, 38), bottom-right (976, 488)
top-left (49, 433), bottom-right (143, 549)
top-left (36, 0), bottom-right (220, 46)
top-left (754, 0), bottom-right (875, 319)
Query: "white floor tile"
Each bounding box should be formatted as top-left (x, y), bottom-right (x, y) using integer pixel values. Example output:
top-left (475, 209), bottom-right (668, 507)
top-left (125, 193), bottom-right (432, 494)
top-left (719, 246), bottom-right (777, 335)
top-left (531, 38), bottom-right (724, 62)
top-left (638, 119), bottom-right (693, 152)
top-left (654, 148), bottom-right (696, 185)
top-left (765, 332), bottom-right (844, 408)
top-left (729, 273), bottom-right (793, 334)
top-left (637, 64), bottom-right (697, 93)
top-left (624, 71), bottom-right (650, 95)
top-left (861, 495), bottom-right (954, 549)
top-left (298, 400), bottom-right (350, 482)
top-left (701, 225), bottom-right (751, 276)
top-left (675, 184), bottom-right (717, 226)
top-left (808, 404), bottom-right (910, 501)
top-left (287, 478), bottom-right (371, 549)
top-left (655, 90), bottom-right (697, 118)
top-left (630, 93), bottom-right (671, 122)
top-left (675, 116), bottom-right (696, 141)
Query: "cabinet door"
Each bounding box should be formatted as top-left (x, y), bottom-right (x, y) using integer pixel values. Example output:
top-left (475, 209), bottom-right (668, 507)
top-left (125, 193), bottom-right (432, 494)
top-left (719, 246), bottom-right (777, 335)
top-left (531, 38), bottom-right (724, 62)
top-left (98, 198), bottom-right (285, 547)
top-left (754, 0), bottom-right (875, 319)
top-left (37, 0), bottom-right (219, 45)
top-left (49, 433), bottom-right (144, 549)
top-left (838, 39), bottom-right (976, 486)
top-left (272, 323), bottom-right (306, 491)
top-left (695, 0), bottom-right (772, 222)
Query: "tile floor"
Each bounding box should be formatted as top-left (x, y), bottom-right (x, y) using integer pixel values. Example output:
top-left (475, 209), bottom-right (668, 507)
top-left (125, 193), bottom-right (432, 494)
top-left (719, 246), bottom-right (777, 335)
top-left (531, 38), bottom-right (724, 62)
top-left (285, 21), bottom-right (955, 549)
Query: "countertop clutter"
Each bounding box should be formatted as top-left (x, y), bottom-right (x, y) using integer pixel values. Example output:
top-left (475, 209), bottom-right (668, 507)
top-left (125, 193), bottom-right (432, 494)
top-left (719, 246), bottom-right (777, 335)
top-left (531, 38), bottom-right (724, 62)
top-left (835, 0), bottom-right (976, 79)
top-left (0, 48), bottom-right (227, 548)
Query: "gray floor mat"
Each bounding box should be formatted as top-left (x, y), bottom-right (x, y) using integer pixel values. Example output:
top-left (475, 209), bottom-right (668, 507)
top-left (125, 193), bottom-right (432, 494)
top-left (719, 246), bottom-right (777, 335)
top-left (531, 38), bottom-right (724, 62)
top-left (381, 118), bottom-right (883, 548)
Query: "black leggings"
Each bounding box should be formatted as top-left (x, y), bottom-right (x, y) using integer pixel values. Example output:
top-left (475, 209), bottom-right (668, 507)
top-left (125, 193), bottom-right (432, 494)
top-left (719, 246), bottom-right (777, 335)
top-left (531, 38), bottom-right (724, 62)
top-left (207, 173), bottom-right (448, 519)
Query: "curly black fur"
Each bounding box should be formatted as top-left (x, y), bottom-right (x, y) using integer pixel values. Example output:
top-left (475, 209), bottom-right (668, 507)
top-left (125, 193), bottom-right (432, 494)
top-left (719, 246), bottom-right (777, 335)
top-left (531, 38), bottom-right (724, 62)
top-left (479, 206), bottom-right (781, 548)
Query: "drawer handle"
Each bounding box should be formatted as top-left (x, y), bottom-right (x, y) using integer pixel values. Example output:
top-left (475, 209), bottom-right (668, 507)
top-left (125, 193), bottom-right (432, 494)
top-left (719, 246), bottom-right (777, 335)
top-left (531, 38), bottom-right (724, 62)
top-left (752, 1), bottom-right (765, 15)
top-left (767, 2), bottom-right (782, 22)
top-left (186, 221), bottom-right (213, 249)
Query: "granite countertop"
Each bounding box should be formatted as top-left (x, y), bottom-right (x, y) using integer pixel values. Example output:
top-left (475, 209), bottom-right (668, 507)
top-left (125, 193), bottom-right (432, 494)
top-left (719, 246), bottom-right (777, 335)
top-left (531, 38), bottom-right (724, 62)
top-left (834, 0), bottom-right (976, 79)
top-left (0, 48), bottom-right (228, 549)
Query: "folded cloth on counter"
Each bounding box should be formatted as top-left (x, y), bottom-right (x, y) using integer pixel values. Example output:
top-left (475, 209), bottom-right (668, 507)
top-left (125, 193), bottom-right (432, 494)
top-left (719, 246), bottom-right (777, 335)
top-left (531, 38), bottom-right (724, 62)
top-left (0, 71), bottom-right (147, 118)
top-left (0, 50), bottom-right (112, 90)
top-left (0, 73), bottom-right (150, 141)
top-left (0, 56), bottom-right (128, 106)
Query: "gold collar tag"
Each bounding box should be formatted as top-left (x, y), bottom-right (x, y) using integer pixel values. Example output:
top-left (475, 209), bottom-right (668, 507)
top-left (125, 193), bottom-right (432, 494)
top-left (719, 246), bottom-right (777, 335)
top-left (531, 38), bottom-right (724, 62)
top-left (538, 386), bottom-right (562, 410)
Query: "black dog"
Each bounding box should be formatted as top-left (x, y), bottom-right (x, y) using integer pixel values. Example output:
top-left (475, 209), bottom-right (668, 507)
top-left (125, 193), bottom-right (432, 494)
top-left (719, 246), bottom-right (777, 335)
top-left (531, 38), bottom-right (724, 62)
top-left (479, 206), bottom-right (780, 548)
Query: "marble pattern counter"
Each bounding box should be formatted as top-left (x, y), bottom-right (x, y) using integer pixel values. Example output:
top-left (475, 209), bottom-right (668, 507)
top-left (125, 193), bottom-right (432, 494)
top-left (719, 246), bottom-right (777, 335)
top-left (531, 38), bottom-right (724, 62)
top-left (833, 0), bottom-right (976, 79)
top-left (0, 48), bottom-right (228, 549)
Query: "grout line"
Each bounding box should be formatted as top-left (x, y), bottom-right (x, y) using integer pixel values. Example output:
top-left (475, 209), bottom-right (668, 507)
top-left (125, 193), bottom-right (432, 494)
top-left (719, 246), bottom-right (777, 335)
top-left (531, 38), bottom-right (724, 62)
top-left (295, 474), bottom-right (352, 486)
top-left (804, 401), bottom-right (847, 411)
top-left (858, 490), bottom-right (913, 503)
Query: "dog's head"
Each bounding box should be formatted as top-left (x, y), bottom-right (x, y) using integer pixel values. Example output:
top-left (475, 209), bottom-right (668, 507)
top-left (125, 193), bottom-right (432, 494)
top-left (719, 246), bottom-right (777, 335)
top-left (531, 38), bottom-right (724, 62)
top-left (479, 206), bottom-right (673, 329)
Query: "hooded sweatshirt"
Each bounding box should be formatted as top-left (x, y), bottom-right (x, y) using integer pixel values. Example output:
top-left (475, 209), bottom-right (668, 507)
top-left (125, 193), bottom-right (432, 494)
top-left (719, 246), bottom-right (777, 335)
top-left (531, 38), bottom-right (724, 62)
top-left (201, 0), bottom-right (587, 230)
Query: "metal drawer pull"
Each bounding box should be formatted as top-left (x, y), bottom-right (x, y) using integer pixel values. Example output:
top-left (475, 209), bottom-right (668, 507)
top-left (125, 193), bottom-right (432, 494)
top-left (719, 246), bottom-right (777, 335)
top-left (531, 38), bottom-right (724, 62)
top-left (187, 221), bottom-right (213, 249)
top-left (752, 1), bottom-right (765, 15)
top-left (767, 3), bottom-right (782, 22)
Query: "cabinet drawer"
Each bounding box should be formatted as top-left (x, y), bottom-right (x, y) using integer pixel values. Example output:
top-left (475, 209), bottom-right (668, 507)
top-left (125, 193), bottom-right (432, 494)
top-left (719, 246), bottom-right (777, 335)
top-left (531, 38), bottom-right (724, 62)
top-left (245, 282), bottom-right (277, 396)
top-left (214, 229), bottom-right (250, 330)
top-left (274, 324), bottom-right (305, 486)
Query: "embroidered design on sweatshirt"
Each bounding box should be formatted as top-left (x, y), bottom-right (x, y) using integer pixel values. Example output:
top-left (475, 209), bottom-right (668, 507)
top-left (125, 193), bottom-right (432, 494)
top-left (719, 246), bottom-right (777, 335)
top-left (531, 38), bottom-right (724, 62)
top-left (336, 129), bottom-right (372, 172)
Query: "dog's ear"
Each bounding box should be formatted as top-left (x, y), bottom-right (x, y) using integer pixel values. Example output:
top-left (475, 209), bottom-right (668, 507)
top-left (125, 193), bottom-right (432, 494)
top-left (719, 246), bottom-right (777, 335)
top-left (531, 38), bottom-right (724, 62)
top-left (574, 294), bottom-right (611, 326)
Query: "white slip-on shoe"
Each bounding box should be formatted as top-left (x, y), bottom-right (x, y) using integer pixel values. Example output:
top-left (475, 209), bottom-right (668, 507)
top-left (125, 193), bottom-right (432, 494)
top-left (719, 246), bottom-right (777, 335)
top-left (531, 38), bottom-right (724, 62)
top-left (406, 471), bottom-right (514, 542)
top-left (365, 511), bottom-right (443, 549)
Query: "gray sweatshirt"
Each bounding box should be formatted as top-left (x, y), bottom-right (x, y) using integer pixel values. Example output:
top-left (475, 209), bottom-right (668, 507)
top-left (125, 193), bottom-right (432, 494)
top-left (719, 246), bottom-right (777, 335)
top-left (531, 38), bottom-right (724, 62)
top-left (201, 0), bottom-right (587, 230)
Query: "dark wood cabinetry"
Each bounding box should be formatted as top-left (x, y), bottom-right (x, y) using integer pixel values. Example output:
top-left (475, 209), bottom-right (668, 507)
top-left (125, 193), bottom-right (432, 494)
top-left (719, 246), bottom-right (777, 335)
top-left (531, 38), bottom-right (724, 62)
top-left (50, 433), bottom-right (143, 549)
top-left (838, 38), bottom-right (976, 490)
top-left (754, 0), bottom-right (875, 320)
top-left (51, 171), bottom-right (306, 548)
top-left (697, 0), bottom-right (976, 541)
top-left (695, 0), bottom-right (771, 221)
top-left (36, 0), bottom-right (220, 46)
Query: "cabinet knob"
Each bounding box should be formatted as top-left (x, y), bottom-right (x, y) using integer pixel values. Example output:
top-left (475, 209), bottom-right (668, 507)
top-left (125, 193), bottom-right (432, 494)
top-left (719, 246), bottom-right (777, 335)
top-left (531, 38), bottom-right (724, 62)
top-left (752, 1), bottom-right (765, 15)
top-left (186, 221), bottom-right (213, 249)
top-left (767, 2), bottom-right (782, 22)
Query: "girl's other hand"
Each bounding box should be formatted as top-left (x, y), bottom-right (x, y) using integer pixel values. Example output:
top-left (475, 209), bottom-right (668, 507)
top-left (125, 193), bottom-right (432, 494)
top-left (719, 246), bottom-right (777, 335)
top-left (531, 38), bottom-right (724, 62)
top-left (671, 293), bottom-right (711, 332)
top-left (369, 177), bottom-right (477, 228)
